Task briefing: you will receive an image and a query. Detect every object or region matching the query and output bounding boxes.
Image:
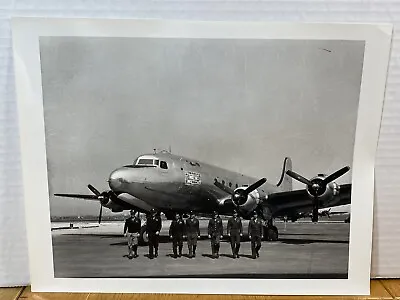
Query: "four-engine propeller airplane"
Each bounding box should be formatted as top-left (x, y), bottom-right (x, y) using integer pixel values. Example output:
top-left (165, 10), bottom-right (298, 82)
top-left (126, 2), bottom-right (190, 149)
top-left (55, 151), bottom-right (352, 242)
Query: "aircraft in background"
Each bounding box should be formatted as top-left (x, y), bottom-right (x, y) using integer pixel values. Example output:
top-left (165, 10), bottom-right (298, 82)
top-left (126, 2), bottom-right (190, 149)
top-left (55, 150), bottom-right (352, 243)
top-left (282, 207), bottom-right (350, 222)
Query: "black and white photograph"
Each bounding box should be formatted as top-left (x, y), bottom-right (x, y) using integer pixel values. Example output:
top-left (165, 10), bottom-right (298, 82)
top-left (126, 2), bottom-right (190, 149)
top-left (12, 18), bottom-right (392, 294)
top-left (43, 36), bottom-right (359, 279)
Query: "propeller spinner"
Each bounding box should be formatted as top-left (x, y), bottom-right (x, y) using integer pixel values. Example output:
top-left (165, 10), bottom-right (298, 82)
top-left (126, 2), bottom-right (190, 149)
top-left (214, 178), bottom-right (267, 207)
top-left (86, 184), bottom-right (112, 224)
top-left (286, 166), bottom-right (350, 222)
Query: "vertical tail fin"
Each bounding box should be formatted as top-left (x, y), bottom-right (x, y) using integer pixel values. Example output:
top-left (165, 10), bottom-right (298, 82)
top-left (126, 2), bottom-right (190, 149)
top-left (276, 157), bottom-right (292, 191)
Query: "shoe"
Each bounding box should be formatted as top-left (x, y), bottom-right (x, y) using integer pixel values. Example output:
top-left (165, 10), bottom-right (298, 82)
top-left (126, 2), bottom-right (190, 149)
top-left (133, 254), bottom-right (138, 258)
top-left (128, 255), bottom-right (133, 260)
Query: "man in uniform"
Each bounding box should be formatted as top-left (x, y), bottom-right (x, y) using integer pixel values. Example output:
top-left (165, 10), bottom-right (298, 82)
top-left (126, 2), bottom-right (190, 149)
top-left (227, 210), bottom-right (242, 258)
top-left (123, 210), bottom-right (141, 259)
top-left (185, 211), bottom-right (200, 258)
top-left (248, 210), bottom-right (263, 259)
top-left (169, 213), bottom-right (185, 258)
top-left (208, 210), bottom-right (223, 258)
top-left (146, 208), bottom-right (162, 259)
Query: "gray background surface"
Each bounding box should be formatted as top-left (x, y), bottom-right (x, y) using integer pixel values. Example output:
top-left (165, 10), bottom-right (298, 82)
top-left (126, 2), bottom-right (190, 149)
top-left (39, 37), bottom-right (363, 216)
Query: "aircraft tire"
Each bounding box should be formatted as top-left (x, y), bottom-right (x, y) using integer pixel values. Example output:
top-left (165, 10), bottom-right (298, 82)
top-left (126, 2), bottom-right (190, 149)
top-left (264, 226), bottom-right (279, 241)
top-left (139, 225), bottom-right (149, 246)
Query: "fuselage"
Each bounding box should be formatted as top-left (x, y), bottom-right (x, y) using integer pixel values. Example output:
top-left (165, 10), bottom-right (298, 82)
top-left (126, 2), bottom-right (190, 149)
top-left (108, 152), bottom-right (283, 214)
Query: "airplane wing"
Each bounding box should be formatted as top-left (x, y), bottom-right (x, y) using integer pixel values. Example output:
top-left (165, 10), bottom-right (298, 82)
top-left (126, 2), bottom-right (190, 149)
top-left (266, 184), bottom-right (351, 217)
top-left (54, 193), bottom-right (99, 200)
top-left (54, 185), bottom-right (154, 214)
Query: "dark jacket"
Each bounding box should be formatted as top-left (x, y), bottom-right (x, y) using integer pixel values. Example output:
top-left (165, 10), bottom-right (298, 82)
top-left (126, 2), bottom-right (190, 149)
top-left (208, 216), bottom-right (223, 237)
top-left (185, 217), bottom-right (200, 237)
top-left (146, 214), bottom-right (162, 234)
top-left (248, 217), bottom-right (263, 237)
top-left (169, 219), bottom-right (185, 237)
top-left (124, 217), bottom-right (141, 233)
top-left (227, 216), bottom-right (242, 235)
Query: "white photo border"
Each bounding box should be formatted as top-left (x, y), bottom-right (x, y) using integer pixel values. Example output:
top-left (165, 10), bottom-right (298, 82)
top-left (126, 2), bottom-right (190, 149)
top-left (11, 17), bottom-right (392, 295)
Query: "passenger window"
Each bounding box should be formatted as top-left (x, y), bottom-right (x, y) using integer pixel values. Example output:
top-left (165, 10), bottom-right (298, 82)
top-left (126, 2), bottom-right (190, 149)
top-left (160, 161), bottom-right (168, 169)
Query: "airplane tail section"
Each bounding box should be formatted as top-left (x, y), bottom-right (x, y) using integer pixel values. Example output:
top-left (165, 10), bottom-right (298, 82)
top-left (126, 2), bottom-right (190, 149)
top-left (276, 157), bottom-right (292, 191)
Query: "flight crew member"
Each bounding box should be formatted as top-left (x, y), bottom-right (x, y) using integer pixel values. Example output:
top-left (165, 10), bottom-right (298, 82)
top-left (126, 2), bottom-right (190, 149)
top-left (146, 208), bottom-right (162, 259)
top-left (248, 211), bottom-right (264, 259)
top-left (169, 213), bottom-right (185, 258)
top-left (185, 211), bottom-right (200, 258)
top-left (208, 210), bottom-right (224, 258)
top-left (123, 210), bottom-right (141, 259)
top-left (227, 210), bottom-right (242, 258)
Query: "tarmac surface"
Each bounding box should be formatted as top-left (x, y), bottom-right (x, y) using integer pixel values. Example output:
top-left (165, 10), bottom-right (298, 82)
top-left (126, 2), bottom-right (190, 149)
top-left (51, 219), bottom-right (350, 279)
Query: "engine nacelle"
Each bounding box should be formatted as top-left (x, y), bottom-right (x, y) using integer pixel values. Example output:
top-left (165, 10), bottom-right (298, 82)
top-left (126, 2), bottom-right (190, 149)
top-left (101, 198), bottom-right (124, 211)
top-left (307, 174), bottom-right (340, 204)
top-left (233, 186), bottom-right (260, 212)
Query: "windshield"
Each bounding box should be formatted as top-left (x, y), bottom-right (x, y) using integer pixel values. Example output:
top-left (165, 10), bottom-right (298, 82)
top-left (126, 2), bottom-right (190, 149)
top-left (133, 156), bottom-right (160, 167)
top-left (137, 158), bottom-right (155, 165)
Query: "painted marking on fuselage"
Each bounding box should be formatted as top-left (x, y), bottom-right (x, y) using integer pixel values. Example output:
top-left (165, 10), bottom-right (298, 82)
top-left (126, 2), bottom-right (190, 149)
top-left (185, 171), bottom-right (201, 185)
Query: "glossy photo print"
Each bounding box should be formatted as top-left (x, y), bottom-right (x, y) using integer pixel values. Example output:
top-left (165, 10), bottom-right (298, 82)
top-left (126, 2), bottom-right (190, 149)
top-left (12, 18), bottom-right (392, 294)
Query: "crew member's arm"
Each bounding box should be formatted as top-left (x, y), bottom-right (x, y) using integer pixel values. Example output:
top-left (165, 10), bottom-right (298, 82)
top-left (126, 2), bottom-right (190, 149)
top-left (196, 219), bottom-right (200, 237)
top-left (227, 218), bottom-right (231, 235)
top-left (207, 219), bottom-right (212, 237)
top-left (239, 219), bottom-right (243, 235)
top-left (219, 219), bottom-right (223, 237)
top-left (248, 220), bottom-right (252, 238)
top-left (169, 222), bottom-right (173, 238)
top-left (156, 217), bottom-right (162, 234)
top-left (182, 222), bottom-right (187, 237)
top-left (124, 220), bottom-right (128, 234)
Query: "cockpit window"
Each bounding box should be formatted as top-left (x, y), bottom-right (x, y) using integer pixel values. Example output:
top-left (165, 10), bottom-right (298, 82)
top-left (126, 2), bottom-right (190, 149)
top-left (160, 161), bottom-right (168, 169)
top-left (137, 158), bottom-right (154, 165)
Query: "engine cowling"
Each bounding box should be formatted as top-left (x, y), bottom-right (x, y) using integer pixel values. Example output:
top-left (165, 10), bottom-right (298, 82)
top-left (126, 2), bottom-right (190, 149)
top-left (99, 191), bottom-right (124, 211)
top-left (307, 174), bottom-right (340, 204)
top-left (232, 186), bottom-right (260, 212)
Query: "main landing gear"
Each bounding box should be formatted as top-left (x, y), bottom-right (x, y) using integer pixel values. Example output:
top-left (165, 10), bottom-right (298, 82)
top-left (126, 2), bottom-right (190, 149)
top-left (263, 219), bottom-right (278, 241)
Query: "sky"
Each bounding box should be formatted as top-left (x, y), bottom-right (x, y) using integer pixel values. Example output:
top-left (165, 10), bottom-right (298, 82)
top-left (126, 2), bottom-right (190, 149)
top-left (39, 37), bottom-right (364, 216)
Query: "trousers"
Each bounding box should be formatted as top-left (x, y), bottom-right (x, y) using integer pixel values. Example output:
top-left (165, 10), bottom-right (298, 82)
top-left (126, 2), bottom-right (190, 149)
top-left (148, 233), bottom-right (159, 257)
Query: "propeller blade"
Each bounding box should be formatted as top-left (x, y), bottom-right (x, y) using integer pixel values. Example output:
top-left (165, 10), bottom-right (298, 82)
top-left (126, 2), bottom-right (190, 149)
top-left (214, 181), bottom-right (235, 195)
top-left (286, 170), bottom-right (312, 186)
top-left (245, 178), bottom-right (267, 194)
top-left (322, 166), bottom-right (350, 185)
top-left (54, 193), bottom-right (98, 200)
top-left (88, 184), bottom-right (101, 196)
top-left (98, 205), bottom-right (103, 224)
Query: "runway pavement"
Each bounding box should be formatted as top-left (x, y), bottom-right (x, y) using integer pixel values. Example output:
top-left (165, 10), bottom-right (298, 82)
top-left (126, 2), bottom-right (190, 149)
top-left (51, 219), bottom-right (350, 279)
